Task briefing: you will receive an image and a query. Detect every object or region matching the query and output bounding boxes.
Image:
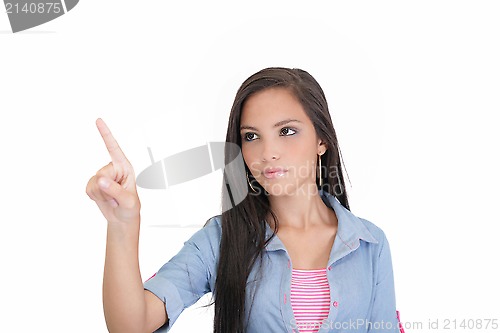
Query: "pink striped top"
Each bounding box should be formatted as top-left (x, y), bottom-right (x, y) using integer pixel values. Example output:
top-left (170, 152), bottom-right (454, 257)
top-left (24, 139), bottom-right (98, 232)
top-left (290, 268), bottom-right (330, 333)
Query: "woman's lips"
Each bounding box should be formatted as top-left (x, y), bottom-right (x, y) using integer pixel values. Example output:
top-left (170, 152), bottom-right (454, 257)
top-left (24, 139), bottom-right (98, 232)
top-left (263, 168), bottom-right (288, 179)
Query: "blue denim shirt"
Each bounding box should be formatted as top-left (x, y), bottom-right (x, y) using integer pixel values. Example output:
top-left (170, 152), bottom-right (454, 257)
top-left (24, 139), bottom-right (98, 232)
top-left (144, 189), bottom-right (400, 332)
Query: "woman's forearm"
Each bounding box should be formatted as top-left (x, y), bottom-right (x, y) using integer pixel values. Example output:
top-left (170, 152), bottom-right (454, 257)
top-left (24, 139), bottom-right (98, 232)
top-left (103, 219), bottom-right (147, 333)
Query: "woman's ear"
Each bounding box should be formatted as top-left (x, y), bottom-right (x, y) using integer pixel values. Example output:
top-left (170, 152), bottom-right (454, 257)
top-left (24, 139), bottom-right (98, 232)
top-left (317, 139), bottom-right (328, 155)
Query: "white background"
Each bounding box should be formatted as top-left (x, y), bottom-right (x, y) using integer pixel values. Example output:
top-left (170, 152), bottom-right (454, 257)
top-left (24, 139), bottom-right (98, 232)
top-left (1, 1), bottom-right (499, 332)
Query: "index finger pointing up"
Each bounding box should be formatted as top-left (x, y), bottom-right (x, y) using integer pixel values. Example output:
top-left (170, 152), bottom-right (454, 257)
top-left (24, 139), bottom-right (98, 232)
top-left (96, 118), bottom-right (128, 164)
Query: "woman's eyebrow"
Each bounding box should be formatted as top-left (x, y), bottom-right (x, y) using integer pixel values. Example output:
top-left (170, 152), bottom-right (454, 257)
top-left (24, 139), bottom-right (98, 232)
top-left (240, 119), bottom-right (302, 131)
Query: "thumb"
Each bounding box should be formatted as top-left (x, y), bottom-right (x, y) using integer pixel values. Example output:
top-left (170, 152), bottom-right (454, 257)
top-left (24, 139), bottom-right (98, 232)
top-left (97, 176), bottom-right (137, 209)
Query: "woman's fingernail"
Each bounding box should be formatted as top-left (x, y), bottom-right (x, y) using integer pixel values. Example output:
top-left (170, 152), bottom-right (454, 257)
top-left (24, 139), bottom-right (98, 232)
top-left (98, 177), bottom-right (110, 189)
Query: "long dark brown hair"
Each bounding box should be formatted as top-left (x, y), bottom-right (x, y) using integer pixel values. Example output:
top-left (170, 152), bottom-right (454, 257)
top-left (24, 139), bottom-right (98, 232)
top-left (209, 67), bottom-right (350, 333)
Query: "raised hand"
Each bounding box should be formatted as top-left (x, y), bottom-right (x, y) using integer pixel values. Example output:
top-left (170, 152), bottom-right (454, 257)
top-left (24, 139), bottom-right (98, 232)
top-left (86, 118), bottom-right (141, 224)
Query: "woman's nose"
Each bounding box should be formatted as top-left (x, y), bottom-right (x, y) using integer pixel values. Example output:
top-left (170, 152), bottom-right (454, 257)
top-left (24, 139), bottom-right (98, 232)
top-left (261, 141), bottom-right (280, 161)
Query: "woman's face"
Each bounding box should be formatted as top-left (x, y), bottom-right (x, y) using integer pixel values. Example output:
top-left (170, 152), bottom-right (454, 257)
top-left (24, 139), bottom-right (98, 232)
top-left (240, 87), bottom-right (327, 197)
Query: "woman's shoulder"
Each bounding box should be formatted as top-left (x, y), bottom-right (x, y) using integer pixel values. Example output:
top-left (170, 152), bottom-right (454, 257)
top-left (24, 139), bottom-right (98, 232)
top-left (327, 196), bottom-right (388, 246)
top-left (182, 214), bottom-right (223, 252)
top-left (355, 216), bottom-right (389, 244)
top-left (323, 190), bottom-right (390, 245)
top-left (203, 214), bottom-right (222, 231)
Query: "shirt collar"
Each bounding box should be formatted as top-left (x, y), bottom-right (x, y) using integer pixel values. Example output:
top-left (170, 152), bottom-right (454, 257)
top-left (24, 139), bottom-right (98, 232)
top-left (263, 189), bottom-right (378, 263)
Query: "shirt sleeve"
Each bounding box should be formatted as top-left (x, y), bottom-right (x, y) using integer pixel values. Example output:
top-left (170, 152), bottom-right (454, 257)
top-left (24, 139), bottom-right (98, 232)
top-left (367, 231), bottom-right (400, 333)
top-left (143, 217), bottom-right (220, 332)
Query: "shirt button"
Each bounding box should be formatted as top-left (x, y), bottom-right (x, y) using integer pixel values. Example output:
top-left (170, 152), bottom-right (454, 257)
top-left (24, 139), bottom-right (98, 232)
top-left (328, 266), bottom-right (332, 271)
top-left (333, 301), bottom-right (338, 308)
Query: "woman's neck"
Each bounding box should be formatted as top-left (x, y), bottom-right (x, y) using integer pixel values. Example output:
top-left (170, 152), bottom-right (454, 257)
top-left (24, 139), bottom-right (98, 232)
top-left (265, 185), bottom-right (337, 231)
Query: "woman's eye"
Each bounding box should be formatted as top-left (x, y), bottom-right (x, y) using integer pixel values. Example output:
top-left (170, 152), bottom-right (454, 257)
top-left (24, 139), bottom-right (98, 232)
top-left (280, 127), bottom-right (297, 136)
top-left (243, 132), bottom-right (258, 141)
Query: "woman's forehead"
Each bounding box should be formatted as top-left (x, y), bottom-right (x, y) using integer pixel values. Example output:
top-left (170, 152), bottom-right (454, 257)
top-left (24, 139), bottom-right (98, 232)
top-left (240, 88), bottom-right (310, 126)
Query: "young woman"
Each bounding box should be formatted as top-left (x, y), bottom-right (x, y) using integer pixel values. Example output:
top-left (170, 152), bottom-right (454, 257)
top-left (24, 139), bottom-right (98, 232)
top-left (86, 67), bottom-right (403, 333)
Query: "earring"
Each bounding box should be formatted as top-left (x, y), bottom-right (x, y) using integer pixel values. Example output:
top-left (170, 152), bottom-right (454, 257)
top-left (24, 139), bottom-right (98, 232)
top-left (247, 171), bottom-right (258, 193)
top-left (318, 154), bottom-right (323, 187)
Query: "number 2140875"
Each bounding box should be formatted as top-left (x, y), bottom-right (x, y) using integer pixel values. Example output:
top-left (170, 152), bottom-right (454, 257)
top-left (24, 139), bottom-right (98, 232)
top-left (5, 3), bottom-right (62, 14)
